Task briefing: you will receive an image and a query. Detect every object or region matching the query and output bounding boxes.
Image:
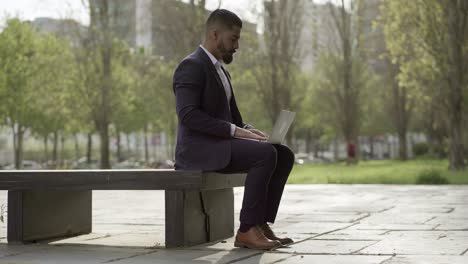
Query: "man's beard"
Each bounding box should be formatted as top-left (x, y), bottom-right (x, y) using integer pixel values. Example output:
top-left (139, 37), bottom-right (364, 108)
top-left (218, 42), bottom-right (235, 64)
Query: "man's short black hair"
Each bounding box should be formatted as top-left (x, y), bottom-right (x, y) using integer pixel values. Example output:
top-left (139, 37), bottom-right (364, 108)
top-left (206, 9), bottom-right (242, 32)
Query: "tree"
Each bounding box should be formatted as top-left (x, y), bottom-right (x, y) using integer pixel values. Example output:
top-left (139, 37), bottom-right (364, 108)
top-left (380, 0), bottom-right (468, 170)
top-left (253, 0), bottom-right (305, 146)
top-left (0, 19), bottom-right (74, 169)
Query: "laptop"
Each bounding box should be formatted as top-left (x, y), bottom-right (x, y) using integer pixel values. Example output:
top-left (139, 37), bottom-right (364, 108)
top-left (235, 110), bottom-right (296, 144)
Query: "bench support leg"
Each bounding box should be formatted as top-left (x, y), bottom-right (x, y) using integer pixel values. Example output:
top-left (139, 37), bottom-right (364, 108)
top-left (7, 190), bottom-right (92, 243)
top-left (165, 188), bottom-right (234, 248)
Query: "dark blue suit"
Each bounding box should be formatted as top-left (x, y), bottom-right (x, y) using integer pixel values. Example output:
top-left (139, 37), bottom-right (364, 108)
top-left (173, 47), bottom-right (294, 225)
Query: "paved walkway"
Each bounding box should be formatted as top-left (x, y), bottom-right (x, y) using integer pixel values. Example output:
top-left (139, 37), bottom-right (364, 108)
top-left (1, 185), bottom-right (467, 263)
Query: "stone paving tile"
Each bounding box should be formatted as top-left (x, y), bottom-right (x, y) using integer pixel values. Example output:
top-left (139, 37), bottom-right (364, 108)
top-left (112, 249), bottom-right (259, 264)
top-left (359, 235), bottom-right (468, 255)
top-left (0, 244), bottom-right (153, 264)
top-left (349, 223), bottom-right (438, 231)
top-left (358, 212), bottom-right (438, 225)
top-left (275, 239), bottom-right (378, 254)
top-left (273, 221), bottom-right (353, 235)
top-left (0, 244), bottom-right (49, 258)
top-left (223, 252), bottom-right (295, 264)
top-left (313, 229), bottom-right (389, 241)
top-left (382, 255), bottom-right (468, 264)
top-left (51, 232), bottom-right (164, 248)
top-left (281, 212), bottom-right (368, 223)
top-left (272, 254), bottom-right (391, 264)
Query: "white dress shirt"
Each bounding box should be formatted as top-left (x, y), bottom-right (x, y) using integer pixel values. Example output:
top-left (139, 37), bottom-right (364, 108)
top-left (200, 45), bottom-right (236, 137)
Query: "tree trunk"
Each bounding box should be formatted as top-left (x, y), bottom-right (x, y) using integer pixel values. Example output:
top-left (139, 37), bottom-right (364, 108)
top-left (12, 124), bottom-right (24, 169)
top-left (333, 138), bottom-right (339, 161)
top-left (126, 133), bottom-right (131, 154)
top-left (116, 128), bottom-right (123, 162)
top-left (446, 1), bottom-right (466, 170)
top-left (43, 135), bottom-right (49, 162)
top-left (305, 131), bottom-right (311, 154)
top-left (74, 133), bottom-right (80, 161)
top-left (369, 135), bottom-right (375, 159)
top-left (86, 132), bottom-right (93, 164)
top-left (60, 133), bottom-right (65, 167)
top-left (398, 132), bottom-right (408, 161)
top-left (99, 124), bottom-right (111, 169)
top-left (52, 130), bottom-right (59, 168)
top-left (144, 123), bottom-right (149, 163)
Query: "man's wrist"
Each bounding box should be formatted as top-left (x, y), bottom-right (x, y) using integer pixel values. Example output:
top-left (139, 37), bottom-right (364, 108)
top-left (230, 124), bottom-right (236, 137)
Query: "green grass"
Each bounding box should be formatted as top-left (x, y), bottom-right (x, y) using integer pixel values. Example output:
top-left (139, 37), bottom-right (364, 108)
top-left (287, 159), bottom-right (468, 184)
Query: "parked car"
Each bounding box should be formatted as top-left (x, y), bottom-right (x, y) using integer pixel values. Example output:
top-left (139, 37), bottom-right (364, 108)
top-left (113, 159), bottom-right (143, 169)
top-left (72, 157), bottom-right (99, 169)
top-left (2, 160), bottom-right (43, 170)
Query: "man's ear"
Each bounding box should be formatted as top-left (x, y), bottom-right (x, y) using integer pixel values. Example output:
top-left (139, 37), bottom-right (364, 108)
top-left (212, 29), bottom-right (219, 40)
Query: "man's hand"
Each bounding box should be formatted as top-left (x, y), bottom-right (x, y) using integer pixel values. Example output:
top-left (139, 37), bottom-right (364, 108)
top-left (248, 128), bottom-right (269, 139)
top-left (234, 127), bottom-right (268, 141)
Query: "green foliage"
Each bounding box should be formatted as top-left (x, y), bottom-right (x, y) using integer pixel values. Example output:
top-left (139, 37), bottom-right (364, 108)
top-left (288, 159), bottom-right (466, 184)
top-left (413, 142), bottom-right (430, 157)
top-left (416, 169), bottom-right (448, 185)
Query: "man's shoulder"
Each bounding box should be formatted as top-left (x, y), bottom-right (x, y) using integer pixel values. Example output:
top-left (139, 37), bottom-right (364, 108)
top-left (179, 48), bottom-right (205, 66)
top-left (176, 51), bottom-right (205, 72)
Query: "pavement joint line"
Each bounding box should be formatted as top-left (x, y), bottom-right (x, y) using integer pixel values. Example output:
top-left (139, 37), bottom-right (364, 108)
top-left (222, 252), bottom-right (264, 264)
top-left (376, 206), bottom-right (395, 214)
top-left (291, 222), bottom-right (359, 245)
top-left (267, 252), bottom-right (396, 256)
top-left (350, 240), bottom-right (381, 254)
top-left (437, 233), bottom-right (447, 240)
top-left (0, 245), bottom-right (50, 259)
top-left (379, 256), bottom-right (395, 264)
top-left (311, 239), bottom-right (379, 242)
top-left (101, 249), bottom-right (158, 263)
top-left (80, 234), bottom-right (112, 241)
top-left (353, 212), bottom-right (371, 222)
top-left (422, 216), bottom-right (437, 224)
top-left (356, 228), bottom-right (439, 231)
top-left (460, 248), bottom-right (468, 256)
top-left (380, 230), bottom-right (392, 235)
top-left (269, 253), bottom-right (298, 263)
top-left (445, 207), bottom-right (455, 213)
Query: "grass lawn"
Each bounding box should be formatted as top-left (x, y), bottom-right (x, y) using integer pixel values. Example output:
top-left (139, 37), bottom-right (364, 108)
top-left (287, 159), bottom-right (468, 184)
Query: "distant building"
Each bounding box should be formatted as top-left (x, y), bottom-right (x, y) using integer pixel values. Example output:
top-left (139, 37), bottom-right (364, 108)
top-left (90, 0), bottom-right (257, 60)
top-left (300, 0), bottom-right (342, 72)
top-left (30, 17), bottom-right (86, 44)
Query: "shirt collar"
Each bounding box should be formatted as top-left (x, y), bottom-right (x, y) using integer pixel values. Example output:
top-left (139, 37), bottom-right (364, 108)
top-left (200, 45), bottom-right (222, 67)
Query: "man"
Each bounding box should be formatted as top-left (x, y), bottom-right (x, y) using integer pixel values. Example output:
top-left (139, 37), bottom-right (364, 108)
top-left (173, 9), bottom-right (295, 250)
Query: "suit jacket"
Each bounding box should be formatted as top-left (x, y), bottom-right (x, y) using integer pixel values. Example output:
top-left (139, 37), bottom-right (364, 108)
top-left (173, 47), bottom-right (246, 171)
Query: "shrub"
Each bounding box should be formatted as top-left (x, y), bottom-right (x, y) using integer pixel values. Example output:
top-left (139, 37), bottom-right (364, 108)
top-left (416, 169), bottom-right (449, 184)
top-left (413, 142), bottom-right (429, 157)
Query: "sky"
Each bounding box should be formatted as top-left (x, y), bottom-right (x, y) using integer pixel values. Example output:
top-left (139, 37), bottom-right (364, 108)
top-left (0, 0), bottom-right (262, 27)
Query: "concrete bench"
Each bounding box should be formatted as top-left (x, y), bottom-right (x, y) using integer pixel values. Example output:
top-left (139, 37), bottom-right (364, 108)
top-left (0, 170), bottom-right (246, 248)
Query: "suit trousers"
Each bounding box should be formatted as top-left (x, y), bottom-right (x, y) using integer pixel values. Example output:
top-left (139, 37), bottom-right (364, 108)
top-left (216, 138), bottom-right (295, 225)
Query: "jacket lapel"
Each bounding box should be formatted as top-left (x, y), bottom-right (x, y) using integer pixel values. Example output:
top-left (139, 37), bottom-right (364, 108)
top-left (196, 47), bottom-right (227, 98)
top-left (195, 47), bottom-right (232, 121)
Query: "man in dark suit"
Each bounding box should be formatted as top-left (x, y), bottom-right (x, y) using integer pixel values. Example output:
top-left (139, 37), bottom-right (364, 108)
top-left (173, 9), bottom-right (295, 250)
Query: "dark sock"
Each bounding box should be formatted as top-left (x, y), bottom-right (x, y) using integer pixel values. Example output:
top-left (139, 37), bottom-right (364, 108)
top-left (239, 223), bottom-right (255, 233)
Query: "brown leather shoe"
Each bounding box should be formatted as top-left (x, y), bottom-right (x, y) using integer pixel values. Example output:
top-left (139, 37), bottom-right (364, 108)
top-left (234, 226), bottom-right (281, 250)
top-left (259, 223), bottom-right (294, 245)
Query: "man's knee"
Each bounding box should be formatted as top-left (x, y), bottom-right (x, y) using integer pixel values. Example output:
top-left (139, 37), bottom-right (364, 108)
top-left (276, 145), bottom-right (295, 166)
top-left (263, 144), bottom-right (278, 163)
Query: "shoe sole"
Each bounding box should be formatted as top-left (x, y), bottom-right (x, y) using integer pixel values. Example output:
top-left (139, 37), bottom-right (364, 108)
top-left (234, 241), bottom-right (282, 251)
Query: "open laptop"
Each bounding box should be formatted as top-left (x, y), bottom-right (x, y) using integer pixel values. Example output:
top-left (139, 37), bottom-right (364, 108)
top-left (235, 110), bottom-right (296, 144)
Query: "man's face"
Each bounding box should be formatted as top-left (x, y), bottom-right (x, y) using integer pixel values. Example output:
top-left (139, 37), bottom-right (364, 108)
top-left (215, 26), bottom-right (241, 64)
